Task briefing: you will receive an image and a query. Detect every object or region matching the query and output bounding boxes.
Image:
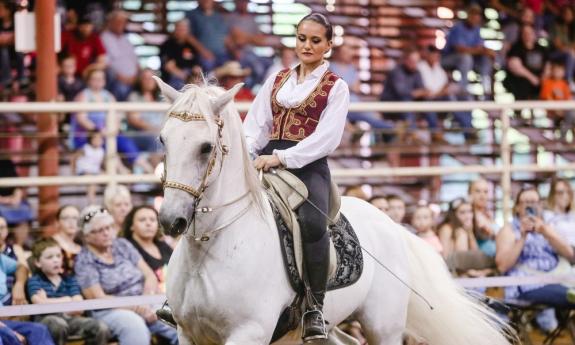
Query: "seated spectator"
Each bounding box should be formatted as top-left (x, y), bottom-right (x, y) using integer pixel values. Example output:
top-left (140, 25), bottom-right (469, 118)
top-left (185, 0), bottom-right (231, 70)
top-left (412, 205), bottom-right (443, 254)
top-left (442, 4), bottom-right (495, 98)
top-left (225, 0), bottom-right (274, 87)
top-left (437, 197), bottom-right (495, 279)
top-left (0, 215), bottom-right (26, 305)
top-left (496, 186), bottom-right (575, 331)
top-left (332, 43), bottom-right (394, 135)
top-left (369, 195), bottom-right (389, 213)
top-left (74, 206), bottom-right (178, 344)
top-left (437, 197), bottom-right (478, 259)
top-left (126, 69), bottom-right (164, 163)
top-left (52, 205), bottom-right (82, 274)
top-left (61, 14), bottom-right (107, 78)
top-left (214, 61), bottom-right (254, 120)
top-left (468, 178), bottom-right (499, 257)
top-left (417, 45), bottom-right (473, 141)
top-left (0, 320), bottom-right (54, 345)
top-left (121, 206), bottom-right (172, 292)
top-left (103, 184), bottom-right (133, 235)
top-left (540, 58), bottom-right (575, 140)
top-left (501, 7), bottom-right (536, 60)
top-left (386, 194), bottom-right (413, 232)
top-left (503, 25), bottom-right (548, 101)
top-left (0, 216), bottom-right (15, 260)
top-left (100, 10), bottom-right (139, 101)
top-left (159, 19), bottom-right (203, 90)
top-left (544, 178), bottom-right (575, 246)
top-left (27, 239), bottom-right (109, 345)
top-left (72, 130), bottom-right (104, 203)
top-left (549, 6), bottom-right (575, 88)
top-left (0, 0), bottom-right (24, 93)
top-left (57, 53), bottom-right (84, 102)
top-left (71, 66), bottom-right (150, 173)
top-left (264, 45), bottom-right (297, 80)
top-left (380, 48), bottom-right (437, 140)
top-left (0, 159), bottom-right (33, 264)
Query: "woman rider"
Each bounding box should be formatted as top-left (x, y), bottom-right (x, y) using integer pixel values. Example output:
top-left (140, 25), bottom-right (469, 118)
top-left (244, 13), bottom-right (350, 342)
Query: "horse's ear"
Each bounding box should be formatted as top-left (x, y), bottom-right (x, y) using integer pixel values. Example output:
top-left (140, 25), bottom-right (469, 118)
top-left (212, 83), bottom-right (244, 115)
top-left (152, 76), bottom-right (181, 103)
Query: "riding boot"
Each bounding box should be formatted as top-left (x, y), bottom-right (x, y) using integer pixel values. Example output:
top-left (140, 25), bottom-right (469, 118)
top-left (156, 301), bottom-right (177, 328)
top-left (302, 231), bottom-right (330, 342)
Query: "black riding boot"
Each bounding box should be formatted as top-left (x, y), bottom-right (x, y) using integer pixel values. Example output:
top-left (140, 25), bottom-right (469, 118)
top-left (156, 301), bottom-right (177, 328)
top-left (302, 231), bottom-right (330, 342)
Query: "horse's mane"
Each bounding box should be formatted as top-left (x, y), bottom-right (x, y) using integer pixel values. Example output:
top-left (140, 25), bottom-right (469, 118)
top-left (168, 81), bottom-right (267, 217)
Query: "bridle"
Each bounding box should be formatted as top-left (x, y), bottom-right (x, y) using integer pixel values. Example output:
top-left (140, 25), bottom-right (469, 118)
top-left (161, 110), bottom-right (250, 241)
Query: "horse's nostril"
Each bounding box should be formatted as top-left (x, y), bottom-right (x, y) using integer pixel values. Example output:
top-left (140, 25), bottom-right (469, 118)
top-left (171, 217), bottom-right (188, 235)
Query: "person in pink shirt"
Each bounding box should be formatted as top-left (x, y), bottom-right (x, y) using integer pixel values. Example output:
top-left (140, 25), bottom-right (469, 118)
top-left (412, 205), bottom-right (443, 254)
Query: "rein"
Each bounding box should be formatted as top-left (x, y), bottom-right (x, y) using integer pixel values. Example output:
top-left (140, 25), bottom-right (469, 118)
top-left (162, 110), bottom-right (248, 241)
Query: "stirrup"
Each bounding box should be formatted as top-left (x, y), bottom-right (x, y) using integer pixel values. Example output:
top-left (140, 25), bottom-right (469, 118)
top-left (301, 308), bottom-right (328, 342)
top-left (156, 300), bottom-right (177, 328)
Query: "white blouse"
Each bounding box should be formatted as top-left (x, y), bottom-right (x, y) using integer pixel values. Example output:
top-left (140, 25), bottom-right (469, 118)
top-left (243, 61), bottom-right (350, 169)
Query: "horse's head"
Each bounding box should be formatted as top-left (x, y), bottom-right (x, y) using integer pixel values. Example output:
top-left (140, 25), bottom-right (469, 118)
top-left (154, 76), bottom-right (245, 237)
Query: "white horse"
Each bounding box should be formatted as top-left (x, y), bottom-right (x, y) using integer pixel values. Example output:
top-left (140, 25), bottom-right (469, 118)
top-left (153, 77), bottom-right (512, 345)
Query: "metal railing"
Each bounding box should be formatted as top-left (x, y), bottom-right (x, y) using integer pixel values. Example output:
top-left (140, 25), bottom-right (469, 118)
top-left (1, 100), bottom-right (575, 225)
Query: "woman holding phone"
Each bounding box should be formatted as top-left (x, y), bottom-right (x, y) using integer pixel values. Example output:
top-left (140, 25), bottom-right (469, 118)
top-left (496, 186), bottom-right (575, 308)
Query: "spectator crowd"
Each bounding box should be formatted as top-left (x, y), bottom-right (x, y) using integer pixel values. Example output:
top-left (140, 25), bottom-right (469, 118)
top-left (0, 0), bottom-right (575, 344)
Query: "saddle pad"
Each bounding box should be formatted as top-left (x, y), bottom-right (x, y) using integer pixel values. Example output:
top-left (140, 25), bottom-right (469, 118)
top-left (271, 201), bottom-right (363, 292)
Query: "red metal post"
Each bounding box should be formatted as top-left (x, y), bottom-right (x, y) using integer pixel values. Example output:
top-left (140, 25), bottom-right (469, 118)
top-left (35, 0), bottom-right (59, 236)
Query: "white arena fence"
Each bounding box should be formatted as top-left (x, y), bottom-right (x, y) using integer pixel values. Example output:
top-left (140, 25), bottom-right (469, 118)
top-left (1, 100), bottom-right (575, 317)
top-left (1, 274), bottom-right (575, 317)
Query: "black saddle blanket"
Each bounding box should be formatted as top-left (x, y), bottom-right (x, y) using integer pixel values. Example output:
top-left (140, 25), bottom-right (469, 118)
top-left (271, 202), bottom-right (363, 292)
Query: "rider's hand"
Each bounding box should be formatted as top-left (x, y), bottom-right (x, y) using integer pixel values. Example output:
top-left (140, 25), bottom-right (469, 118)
top-left (253, 155), bottom-right (282, 172)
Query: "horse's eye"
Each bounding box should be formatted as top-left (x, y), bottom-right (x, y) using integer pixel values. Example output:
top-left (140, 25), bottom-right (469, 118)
top-left (200, 142), bottom-right (213, 155)
top-left (159, 136), bottom-right (165, 146)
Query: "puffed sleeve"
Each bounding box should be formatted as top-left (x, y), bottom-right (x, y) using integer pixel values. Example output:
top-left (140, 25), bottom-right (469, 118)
top-left (273, 79), bottom-right (350, 169)
top-left (243, 73), bottom-right (276, 156)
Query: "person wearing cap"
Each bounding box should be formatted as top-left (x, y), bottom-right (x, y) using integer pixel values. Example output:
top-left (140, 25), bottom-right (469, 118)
top-left (214, 61), bottom-right (254, 120)
top-left (74, 205), bottom-right (178, 345)
top-left (61, 14), bottom-right (107, 77)
top-left (442, 5), bottom-right (495, 98)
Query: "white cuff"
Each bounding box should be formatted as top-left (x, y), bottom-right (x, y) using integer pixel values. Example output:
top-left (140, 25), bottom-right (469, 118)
top-left (272, 149), bottom-right (287, 167)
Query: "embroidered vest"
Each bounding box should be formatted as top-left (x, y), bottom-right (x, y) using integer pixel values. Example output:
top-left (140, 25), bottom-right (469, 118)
top-left (270, 68), bottom-right (339, 142)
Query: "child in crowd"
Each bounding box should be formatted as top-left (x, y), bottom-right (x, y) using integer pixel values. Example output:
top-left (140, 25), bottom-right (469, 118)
top-left (57, 54), bottom-right (84, 102)
top-left (386, 194), bottom-right (416, 233)
top-left (26, 238), bottom-right (109, 345)
top-left (540, 59), bottom-right (575, 141)
top-left (0, 227), bottom-right (52, 345)
top-left (411, 205), bottom-right (443, 254)
top-left (0, 216), bottom-right (25, 305)
top-left (73, 131), bottom-right (104, 203)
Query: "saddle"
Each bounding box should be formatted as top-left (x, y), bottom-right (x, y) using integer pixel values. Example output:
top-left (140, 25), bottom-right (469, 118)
top-left (261, 170), bottom-right (364, 343)
top-left (261, 169), bottom-right (342, 281)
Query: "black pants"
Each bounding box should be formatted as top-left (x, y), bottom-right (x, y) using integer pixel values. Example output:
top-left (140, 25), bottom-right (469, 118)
top-left (263, 140), bottom-right (330, 306)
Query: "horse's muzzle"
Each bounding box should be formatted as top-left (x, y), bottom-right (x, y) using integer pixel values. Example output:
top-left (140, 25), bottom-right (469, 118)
top-left (160, 211), bottom-right (188, 236)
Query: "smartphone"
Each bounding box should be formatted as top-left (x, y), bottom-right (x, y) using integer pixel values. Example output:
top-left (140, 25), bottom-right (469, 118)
top-left (525, 206), bottom-right (538, 217)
